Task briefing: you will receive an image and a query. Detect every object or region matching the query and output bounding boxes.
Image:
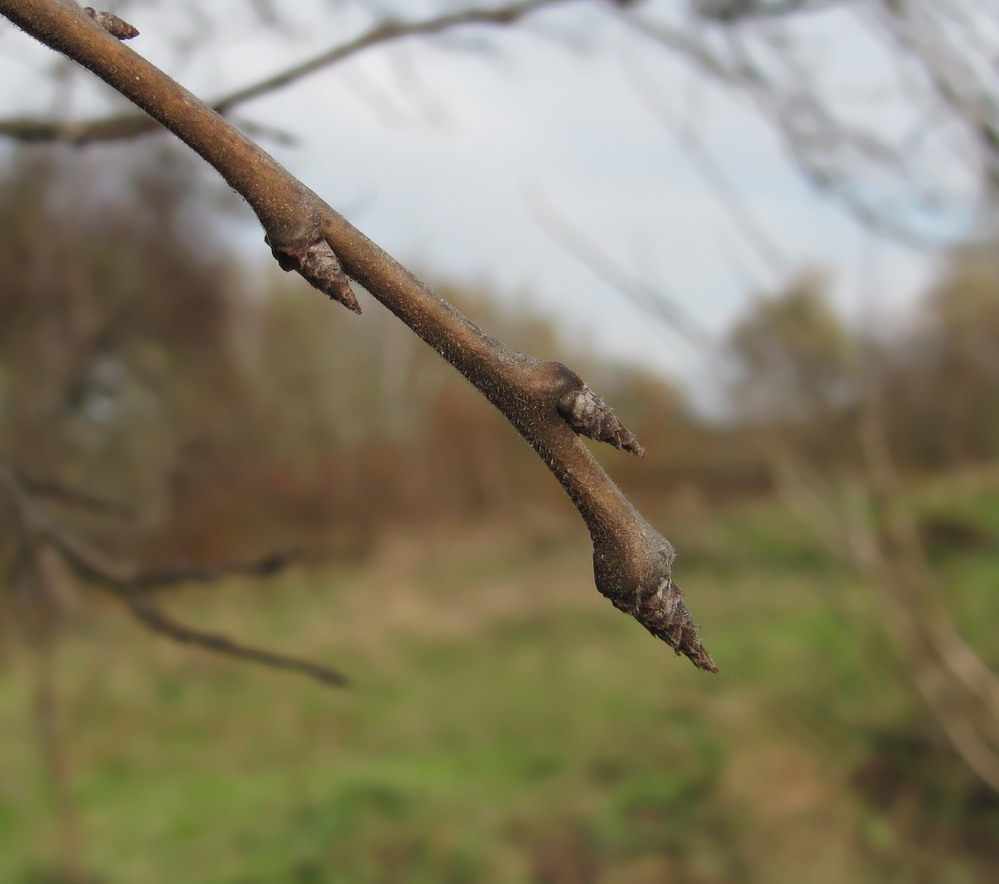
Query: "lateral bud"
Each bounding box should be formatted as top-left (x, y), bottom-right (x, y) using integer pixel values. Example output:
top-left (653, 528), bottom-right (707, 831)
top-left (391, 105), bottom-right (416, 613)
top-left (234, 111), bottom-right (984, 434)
top-left (557, 378), bottom-right (645, 457)
top-left (267, 236), bottom-right (361, 314)
top-left (84, 8), bottom-right (140, 40)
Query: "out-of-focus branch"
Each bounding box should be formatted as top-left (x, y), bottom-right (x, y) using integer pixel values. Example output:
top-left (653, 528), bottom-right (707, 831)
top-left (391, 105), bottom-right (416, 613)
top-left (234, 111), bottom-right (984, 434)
top-left (0, 0), bottom-right (581, 145)
top-left (533, 127), bottom-right (999, 789)
top-left (131, 550), bottom-right (300, 589)
top-left (0, 0), bottom-right (716, 671)
top-left (10, 466), bottom-right (132, 518)
top-left (618, 1), bottom-right (996, 248)
top-left (691, 0), bottom-right (845, 23)
top-left (624, 64), bottom-right (789, 281)
top-left (45, 527), bottom-right (348, 686)
top-left (527, 187), bottom-right (717, 350)
top-left (0, 465), bottom-right (348, 687)
top-left (124, 593), bottom-right (350, 687)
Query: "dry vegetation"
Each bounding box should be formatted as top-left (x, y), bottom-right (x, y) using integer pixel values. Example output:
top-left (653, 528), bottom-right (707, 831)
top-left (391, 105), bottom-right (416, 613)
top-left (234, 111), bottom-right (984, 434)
top-left (2, 472), bottom-right (999, 882)
top-left (2, 140), bottom-right (999, 881)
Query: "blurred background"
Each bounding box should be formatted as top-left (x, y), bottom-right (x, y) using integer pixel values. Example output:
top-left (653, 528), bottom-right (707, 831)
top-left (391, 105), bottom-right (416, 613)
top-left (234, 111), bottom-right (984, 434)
top-left (1, 1), bottom-right (998, 881)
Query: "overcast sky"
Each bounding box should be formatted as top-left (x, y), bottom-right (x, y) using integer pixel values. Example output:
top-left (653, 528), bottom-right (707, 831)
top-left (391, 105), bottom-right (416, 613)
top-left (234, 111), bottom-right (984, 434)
top-left (0, 0), bottom-right (976, 406)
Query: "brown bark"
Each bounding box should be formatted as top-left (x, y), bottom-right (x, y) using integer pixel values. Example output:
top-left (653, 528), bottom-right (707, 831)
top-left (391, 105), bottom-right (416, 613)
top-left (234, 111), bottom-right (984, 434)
top-left (0, 0), bottom-right (715, 672)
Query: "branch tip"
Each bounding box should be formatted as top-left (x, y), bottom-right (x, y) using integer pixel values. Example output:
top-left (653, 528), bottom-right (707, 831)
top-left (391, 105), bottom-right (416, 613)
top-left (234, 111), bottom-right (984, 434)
top-left (593, 527), bottom-right (715, 673)
top-left (636, 578), bottom-right (717, 672)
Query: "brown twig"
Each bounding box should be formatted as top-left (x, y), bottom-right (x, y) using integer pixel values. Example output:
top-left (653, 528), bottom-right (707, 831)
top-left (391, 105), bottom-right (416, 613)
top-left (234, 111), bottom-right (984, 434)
top-left (40, 527), bottom-right (348, 686)
top-left (10, 466), bottom-right (133, 518)
top-left (125, 594), bottom-right (349, 687)
top-left (0, 0), bottom-right (578, 145)
top-left (0, 466), bottom-right (349, 687)
top-left (133, 549), bottom-right (299, 589)
top-left (0, 0), bottom-right (717, 672)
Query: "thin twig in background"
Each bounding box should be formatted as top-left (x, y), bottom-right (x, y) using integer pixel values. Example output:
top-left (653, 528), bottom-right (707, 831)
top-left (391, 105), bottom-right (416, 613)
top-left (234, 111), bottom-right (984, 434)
top-left (0, 0), bottom-right (580, 145)
top-left (0, 0), bottom-right (717, 671)
top-left (0, 465), bottom-right (349, 687)
top-left (11, 466), bottom-right (133, 518)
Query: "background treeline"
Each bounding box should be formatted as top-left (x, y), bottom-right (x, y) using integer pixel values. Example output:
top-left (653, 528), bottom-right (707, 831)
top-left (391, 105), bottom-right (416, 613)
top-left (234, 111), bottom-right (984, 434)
top-left (2, 145), bottom-right (997, 565)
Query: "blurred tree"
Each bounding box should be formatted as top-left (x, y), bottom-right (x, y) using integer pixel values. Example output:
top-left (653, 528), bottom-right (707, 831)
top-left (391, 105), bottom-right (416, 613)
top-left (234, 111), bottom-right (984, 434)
top-left (726, 270), bottom-right (854, 420)
top-left (0, 145), bottom-right (242, 510)
top-left (900, 250), bottom-right (999, 464)
top-left (740, 269), bottom-right (999, 794)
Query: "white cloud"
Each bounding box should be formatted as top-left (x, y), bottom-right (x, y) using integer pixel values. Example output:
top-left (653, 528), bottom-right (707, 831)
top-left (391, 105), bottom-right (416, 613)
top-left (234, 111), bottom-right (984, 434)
top-left (0, 1), bottom-right (958, 404)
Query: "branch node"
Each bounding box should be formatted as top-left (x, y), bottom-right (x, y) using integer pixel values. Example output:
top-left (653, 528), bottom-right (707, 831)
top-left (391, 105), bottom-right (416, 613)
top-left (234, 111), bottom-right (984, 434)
top-left (558, 381), bottom-right (646, 456)
top-left (83, 8), bottom-right (139, 40)
top-left (267, 235), bottom-right (361, 314)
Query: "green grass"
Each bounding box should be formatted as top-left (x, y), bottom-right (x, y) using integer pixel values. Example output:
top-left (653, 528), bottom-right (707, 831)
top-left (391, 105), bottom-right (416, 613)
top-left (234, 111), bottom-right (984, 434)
top-left (3, 476), bottom-right (999, 882)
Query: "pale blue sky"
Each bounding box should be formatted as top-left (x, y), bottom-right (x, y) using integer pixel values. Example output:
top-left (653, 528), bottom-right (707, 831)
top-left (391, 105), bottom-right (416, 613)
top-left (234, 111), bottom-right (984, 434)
top-left (0, 0), bottom-right (976, 403)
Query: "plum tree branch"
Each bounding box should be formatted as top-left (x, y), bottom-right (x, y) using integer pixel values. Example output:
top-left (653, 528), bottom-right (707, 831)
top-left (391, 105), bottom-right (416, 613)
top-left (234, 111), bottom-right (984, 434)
top-left (0, 0), bottom-right (579, 144)
top-left (0, 0), bottom-right (716, 673)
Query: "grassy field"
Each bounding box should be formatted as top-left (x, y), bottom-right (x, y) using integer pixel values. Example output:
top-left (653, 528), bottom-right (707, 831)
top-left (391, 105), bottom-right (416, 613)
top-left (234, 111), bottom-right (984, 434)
top-left (2, 474), bottom-right (999, 883)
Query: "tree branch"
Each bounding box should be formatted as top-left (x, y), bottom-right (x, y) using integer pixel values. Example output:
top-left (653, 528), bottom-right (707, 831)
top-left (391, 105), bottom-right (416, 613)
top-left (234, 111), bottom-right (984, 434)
top-left (618, 6), bottom-right (988, 250)
top-left (0, 465), bottom-right (348, 687)
top-left (9, 466), bottom-right (133, 518)
top-left (0, 0), bottom-right (716, 672)
top-left (55, 529), bottom-right (348, 685)
top-left (0, 0), bottom-right (579, 145)
top-left (43, 523), bottom-right (348, 687)
top-left (133, 549), bottom-right (299, 590)
top-left (124, 594), bottom-right (349, 687)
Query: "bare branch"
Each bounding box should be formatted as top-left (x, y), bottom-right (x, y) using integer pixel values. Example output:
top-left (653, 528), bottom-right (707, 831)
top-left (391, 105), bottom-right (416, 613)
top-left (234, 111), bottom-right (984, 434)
top-left (624, 63), bottom-right (789, 281)
top-left (0, 0), bottom-right (580, 145)
top-left (8, 466), bottom-right (133, 518)
top-left (42, 526), bottom-right (349, 687)
top-left (618, 3), bottom-right (995, 248)
top-left (691, 0), bottom-right (847, 23)
top-left (527, 186), bottom-right (717, 350)
top-left (25, 571), bottom-right (84, 884)
top-left (0, 0), bottom-right (716, 671)
top-left (0, 466), bottom-right (349, 687)
top-left (133, 549), bottom-right (299, 590)
top-left (124, 594), bottom-right (350, 688)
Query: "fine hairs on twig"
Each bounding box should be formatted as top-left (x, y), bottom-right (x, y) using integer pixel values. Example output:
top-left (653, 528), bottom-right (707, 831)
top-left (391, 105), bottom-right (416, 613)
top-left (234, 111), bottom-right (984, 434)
top-left (267, 235), bottom-right (361, 314)
top-left (557, 380), bottom-right (646, 456)
top-left (0, 0), bottom-right (716, 674)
